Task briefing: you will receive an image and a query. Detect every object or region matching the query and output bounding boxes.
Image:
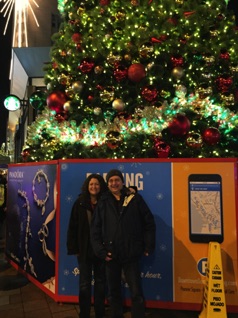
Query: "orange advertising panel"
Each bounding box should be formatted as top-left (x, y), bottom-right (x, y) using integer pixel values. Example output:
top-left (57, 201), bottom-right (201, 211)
top-left (173, 161), bottom-right (238, 306)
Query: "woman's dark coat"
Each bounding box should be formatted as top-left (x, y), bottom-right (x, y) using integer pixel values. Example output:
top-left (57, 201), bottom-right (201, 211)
top-left (67, 194), bottom-right (95, 261)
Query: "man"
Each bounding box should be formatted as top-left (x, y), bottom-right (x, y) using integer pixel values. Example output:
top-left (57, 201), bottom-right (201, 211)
top-left (91, 169), bottom-right (156, 318)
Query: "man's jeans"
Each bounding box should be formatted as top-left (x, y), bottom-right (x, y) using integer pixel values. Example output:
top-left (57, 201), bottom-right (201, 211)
top-left (106, 259), bottom-right (145, 318)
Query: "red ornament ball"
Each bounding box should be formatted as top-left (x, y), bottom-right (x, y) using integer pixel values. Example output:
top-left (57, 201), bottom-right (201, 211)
top-left (47, 91), bottom-right (67, 113)
top-left (215, 75), bottom-right (233, 93)
top-left (55, 111), bottom-right (68, 123)
top-left (113, 65), bottom-right (128, 82)
top-left (100, 0), bottom-right (110, 5)
top-left (115, 111), bottom-right (132, 121)
top-left (171, 55), bottom-right (184, 67)
top-left (153, 137), bottom-right (170, 158)
top-left (128, 63), bottom-right (146, 82)
top-left (21, 148), bottom-right (31, 162)
top-left (141, 85), bottom-right (158, 102)
top-left (78, 58), bottom-right (95, 73)
top-left (106, 131), bottom-right (121, 149)
top-left (202, 127), bottom-right (220, 145)
top-left (169, 114), bottom-right (191, 136)
top-left (72, 33), bottom-right (82, 44)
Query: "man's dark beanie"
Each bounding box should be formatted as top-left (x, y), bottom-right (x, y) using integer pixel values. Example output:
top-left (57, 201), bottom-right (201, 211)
top-left (106, 169), bottom-right (124, 183)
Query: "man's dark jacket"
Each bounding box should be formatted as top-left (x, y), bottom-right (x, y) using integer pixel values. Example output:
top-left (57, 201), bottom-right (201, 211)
top-left (91, 189), bottom-right (156, 263)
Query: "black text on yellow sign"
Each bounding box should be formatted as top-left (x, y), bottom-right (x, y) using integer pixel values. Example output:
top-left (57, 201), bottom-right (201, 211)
top-left (199, 242), bottom-right (227, 318)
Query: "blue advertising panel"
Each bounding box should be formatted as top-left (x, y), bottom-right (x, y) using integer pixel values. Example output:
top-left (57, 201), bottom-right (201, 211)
top-left (6, 163), bottom-right (57, 292)
top-left (58, 160), bottom-right (173, 302)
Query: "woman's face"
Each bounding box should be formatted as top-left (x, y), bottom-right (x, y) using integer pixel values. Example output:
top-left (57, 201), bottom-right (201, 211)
top-left (88, 178), bottom-right (101, 196)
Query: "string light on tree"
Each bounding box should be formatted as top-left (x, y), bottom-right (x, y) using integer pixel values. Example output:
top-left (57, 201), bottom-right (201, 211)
top-left (21, 0), bottom-right (238, 161)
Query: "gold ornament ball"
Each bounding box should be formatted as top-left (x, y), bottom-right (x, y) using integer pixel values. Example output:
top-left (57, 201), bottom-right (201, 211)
top-left (58, 74), bottom-right (70, 86)
top-left (94, 107), bottom-right (102, 116)
top-left (139, 42), bottom-right (154, 59)
top-left (230, 65), bottom-right (238, 73)
top-left (65, 88), bottom-right (74, 99)
top-left (107, 52), bottom-right (122, 65)
top-left (186, 132), bottom-right (203, 148)
top-left (220, 93), bottom-right (235, 106)
top-left (63, 101), bottom-right (72, 112)
top-left (172, 66), bottom-right (184, 80)
top-left (124, 54), bottom-right (132, 61)
top-left (147, 62), bottom-right (154, 71)
top-left (112, 99), bottom-right (125, 112)
top-left (106, 131), bottom-right (122, 149)
top-left (175, 85), bottom-right (187, 97)
top-left (47, 82), bottom-right (53, 91)
top-left (131, 0), bottom-right (139, 5)
top-left (72, 81), bottom-right (83, 94)
top-left (175, 0), bottom-right (183, 4)
top-left (94, 65), bottom-right (104, 74)
top-left (195, 86), bottom-right (213, 99)
top-left (100, 89), bottom-right (114, 103)
top-left (204, 55), bottom-right (215, 64)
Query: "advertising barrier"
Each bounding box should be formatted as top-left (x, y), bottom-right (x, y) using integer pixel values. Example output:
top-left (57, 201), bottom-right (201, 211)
top-left (6, 158), bottom-right (238, 312)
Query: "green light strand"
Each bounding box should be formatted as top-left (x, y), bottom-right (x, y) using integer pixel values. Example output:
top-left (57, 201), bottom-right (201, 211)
top-left (57, 0), bottom-right (65, 14)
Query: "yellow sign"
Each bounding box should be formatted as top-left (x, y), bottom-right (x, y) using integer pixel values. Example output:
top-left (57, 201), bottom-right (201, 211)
top-left (199, 242), bottom-right (227, 318)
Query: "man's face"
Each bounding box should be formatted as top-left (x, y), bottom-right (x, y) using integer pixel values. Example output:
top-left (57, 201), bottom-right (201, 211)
top-left (107, 176), bottom-right (123, 196)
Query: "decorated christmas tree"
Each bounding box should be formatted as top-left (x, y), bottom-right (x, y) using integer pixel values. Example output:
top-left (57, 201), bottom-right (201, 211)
top-left (24, 0), bottom-right (238, 162)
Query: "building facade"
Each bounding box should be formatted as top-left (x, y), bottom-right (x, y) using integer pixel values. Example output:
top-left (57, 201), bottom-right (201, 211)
top-left (8, 0), bottom-right (60, 162)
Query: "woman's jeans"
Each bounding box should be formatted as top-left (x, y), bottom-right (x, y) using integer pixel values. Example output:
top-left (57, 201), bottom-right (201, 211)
top-left (106, 259), bottom-right (145, 318)
top-left (78, 257), bottom-right (106, 318)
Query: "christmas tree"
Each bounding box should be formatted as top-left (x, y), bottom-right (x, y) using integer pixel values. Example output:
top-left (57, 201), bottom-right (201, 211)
top-left (24, 0), bottom-right (238, 162)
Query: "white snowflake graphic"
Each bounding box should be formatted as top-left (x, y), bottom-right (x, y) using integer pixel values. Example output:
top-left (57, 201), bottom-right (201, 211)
top-left (131, 162), bottom-right (142, 168)
top-left (156, 193), bottom-right (164, 200)
top-left (159, 244), bottom-right (167, 252)
top-left (65, 195), bottom-right (74, 204)
top-left (64, 269), bottom-right (70, 276)
top-left (61, 164), bottom-right (68, 171)
top-left (117, 164), bottom-right (125, 172)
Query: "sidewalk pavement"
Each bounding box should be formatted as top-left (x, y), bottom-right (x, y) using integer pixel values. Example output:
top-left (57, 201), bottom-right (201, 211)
top-left (0, 235), bottom-right (237, 318)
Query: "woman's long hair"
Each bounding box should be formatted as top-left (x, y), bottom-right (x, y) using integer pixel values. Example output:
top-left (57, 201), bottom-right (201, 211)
top-left (81, 173), bottom-right (107, 201)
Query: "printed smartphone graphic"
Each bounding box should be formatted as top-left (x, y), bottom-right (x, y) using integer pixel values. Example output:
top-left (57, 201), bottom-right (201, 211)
top-left (188, 174), bottom-right (223, 243)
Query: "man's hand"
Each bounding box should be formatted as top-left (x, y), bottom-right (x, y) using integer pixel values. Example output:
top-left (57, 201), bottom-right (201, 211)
top-left (105, 252), bottom-right (112, 261)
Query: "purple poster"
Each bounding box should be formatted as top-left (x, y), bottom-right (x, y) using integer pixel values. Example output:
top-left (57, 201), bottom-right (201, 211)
top-left (6, 162), bottom-right (57, 293)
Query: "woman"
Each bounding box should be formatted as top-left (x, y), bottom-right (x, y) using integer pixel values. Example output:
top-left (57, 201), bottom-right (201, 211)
top-left (67, 174), bottom-right (107, 318)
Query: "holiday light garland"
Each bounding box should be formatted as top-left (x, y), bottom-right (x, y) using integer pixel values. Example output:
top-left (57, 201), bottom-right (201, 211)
top-left (57, 0), bottom-right (65, 14)
top-left (26, 94), bottom-right (238, 150)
